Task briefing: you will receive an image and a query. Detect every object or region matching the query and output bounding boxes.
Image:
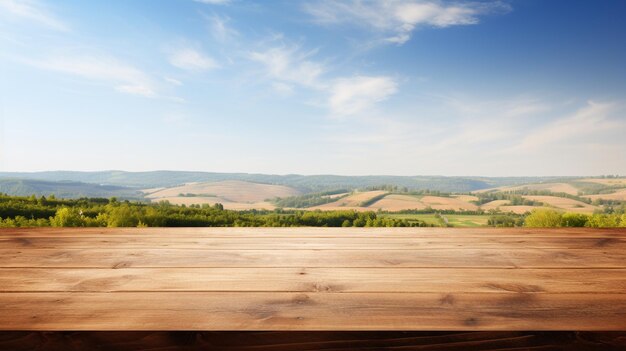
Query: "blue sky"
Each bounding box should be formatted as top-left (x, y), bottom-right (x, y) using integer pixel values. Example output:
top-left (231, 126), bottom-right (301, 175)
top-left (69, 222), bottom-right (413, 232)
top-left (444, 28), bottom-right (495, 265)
top-left (0, 0), bottom-right (625, 176)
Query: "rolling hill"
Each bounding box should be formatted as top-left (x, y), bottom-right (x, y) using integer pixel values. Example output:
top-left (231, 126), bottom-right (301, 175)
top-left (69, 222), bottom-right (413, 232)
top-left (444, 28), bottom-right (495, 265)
top-left (0, 172), bottom-right (623, 214)
top-left (144, 180), bottom-right (301, 209)
top-left (474, 182), bottom-right (581, 195)
top-left (0, 179), bottom-right (142, 199)
top-left (0, 171), bottom-right (562, 192)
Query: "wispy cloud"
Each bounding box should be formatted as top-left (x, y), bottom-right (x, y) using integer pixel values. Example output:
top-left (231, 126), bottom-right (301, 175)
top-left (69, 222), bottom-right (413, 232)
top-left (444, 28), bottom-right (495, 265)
top-left (510, 101), bottom-right (625, 152)
top-left (204, 13), bottom-right (238, 42)
top-left (0, 0), bottom-right (68, 31)
top-left (329, 76), bottom-right (398, 116)
top-left (430, 97), bottom-right (550, 151)
top-left (318, 96), bottom-right (626, 175)
top-left (164, 77), bottom-right (183, 86)
top-left (249, 39), bottom-right (399, 116)
top-left (26, 55), bottom-right (158, 97)
top-left (303, 0), bottom-right (510, 45)
top-left (168, 47), bottom-right (219, 71)
top-left (249, 44), bottom-right (326, 89)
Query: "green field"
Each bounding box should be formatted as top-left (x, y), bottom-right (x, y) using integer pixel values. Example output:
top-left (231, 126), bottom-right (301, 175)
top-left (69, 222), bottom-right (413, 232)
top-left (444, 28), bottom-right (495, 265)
top-left (381, 213), bottom-right (491, 227)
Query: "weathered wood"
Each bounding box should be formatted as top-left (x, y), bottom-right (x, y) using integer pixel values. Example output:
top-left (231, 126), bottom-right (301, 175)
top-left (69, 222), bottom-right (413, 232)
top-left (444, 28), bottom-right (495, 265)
top-left (1, 268), bottom-right (624, 293)
top-left (0, 292), bottom-right (625, 330)
top-left (0, 331), bottom-right (624, 351)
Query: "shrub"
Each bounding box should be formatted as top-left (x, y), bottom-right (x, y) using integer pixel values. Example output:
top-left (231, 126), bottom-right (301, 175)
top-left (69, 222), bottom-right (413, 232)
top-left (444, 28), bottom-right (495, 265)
top-left (524, 208), bottom-right (562, 227)
top-left (560, 213), bottom-right (589, 227)
top-left (586, 213), bottom-right (622, 228)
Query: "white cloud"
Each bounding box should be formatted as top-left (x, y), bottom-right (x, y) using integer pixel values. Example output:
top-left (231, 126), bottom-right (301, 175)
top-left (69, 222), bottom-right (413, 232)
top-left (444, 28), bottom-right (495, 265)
top-left (249, 45), bottom-right (326, 89)
top-left (329, 76), bottom-right (398, 116)
top-left (28, 55), bottom-right (157, 97)
top-left (303, 0), bottom-right (510, 45)
top-left (164, 77), bottom-right (183, 86)
top-left (431, 98), bottom-right (550, 151)
top-left (249, 40), bottom-right (399, 116)
top-left (396, 2), bottom-right (479, 27)
top-left (0, 0), bottom-right (68, 31)
top-left (317, 96), bottom-right (626, 175)
top-left (168, 47), bottom-right (219, 71)
top-left (205, 13), bottom-right (238, 42)
top-left (511, 101), bottom-right (624, 152)
top-left (193, 0), bottom-right (231, 5)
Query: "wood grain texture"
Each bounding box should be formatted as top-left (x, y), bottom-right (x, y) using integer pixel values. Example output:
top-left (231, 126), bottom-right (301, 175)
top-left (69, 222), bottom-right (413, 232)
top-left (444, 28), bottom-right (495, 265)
top-left (1, 292), bottom-right (625, 330)
top-left (1, 268), bottom-right (625, 293)
top-left (0, 331), bottom-right (625, 351)
top-left (1, 248), bottom-right (623, 268)
top-left (0, 227), bottom-right (625, 331)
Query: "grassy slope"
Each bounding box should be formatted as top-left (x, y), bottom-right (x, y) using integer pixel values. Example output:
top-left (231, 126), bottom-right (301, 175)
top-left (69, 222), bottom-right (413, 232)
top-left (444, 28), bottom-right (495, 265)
top-left (382, 213), bottom-right (490, 227)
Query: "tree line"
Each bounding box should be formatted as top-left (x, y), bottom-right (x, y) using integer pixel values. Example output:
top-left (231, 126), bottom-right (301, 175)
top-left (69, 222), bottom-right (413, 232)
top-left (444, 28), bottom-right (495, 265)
top-left (0, 194), bottom-right (428, 228)
top-left (485, 208), bottom-right (626, 228)
top-left (522, 208), bottom-right (626, 228)
top-left (271, 189), bottom-right (349, 208)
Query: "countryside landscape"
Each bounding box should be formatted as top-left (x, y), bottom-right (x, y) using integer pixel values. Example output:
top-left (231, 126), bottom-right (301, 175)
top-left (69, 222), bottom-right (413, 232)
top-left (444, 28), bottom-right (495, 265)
top-left (1, 1), bottom-right (626, 348)
top-left (1, 171), bottom-right (624, 228)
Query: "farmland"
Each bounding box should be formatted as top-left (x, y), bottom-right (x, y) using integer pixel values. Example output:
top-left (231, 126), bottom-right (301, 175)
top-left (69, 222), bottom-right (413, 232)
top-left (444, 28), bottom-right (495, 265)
top-left (365, 194), bottom-right (426, 211)
top-left (0, 193), bottom-right (623, 228)
top-left (310, 191), bottom-right (388, 210)
top-left (584, 188), bottom-right (626, 201)
top-left (133, 176), bottom-right (626, 217)
top-left (144, 180), bottom-right (300, 210)
top-left (523, 195), bottom-right (598, 214)
top-left (1, 174), bottom-right (625, 227)
top-left (475, 182), bottom-right (581, 195)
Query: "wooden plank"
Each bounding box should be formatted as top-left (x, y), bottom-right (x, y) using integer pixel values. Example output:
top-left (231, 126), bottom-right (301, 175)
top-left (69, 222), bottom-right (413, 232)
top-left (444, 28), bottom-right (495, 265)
top-left (1, 331), bottom-right (625, 351)
top-left (2, 227), bottom-right (625, 238)
top-left (2, 236), bottom-right (624, 250)
top-left (1, 248), bottom-right (624, 268)
top-left (1, 228), bottom-right (624, 333)
top-left (1, 268), bottom-right (624, 293)
top-left (1, 292), bottom-right (625, 330)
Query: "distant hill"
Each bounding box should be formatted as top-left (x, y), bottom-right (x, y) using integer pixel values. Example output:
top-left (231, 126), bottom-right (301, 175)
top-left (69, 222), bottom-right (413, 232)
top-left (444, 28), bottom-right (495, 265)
top-left (0, 172), bottom-right (622, 213)
top-left (0, 171), bottom-right (563, 193)
top-left (144, 180), bottom-right (301, 210)
top-left (0, 179), bottom-right (143, 199)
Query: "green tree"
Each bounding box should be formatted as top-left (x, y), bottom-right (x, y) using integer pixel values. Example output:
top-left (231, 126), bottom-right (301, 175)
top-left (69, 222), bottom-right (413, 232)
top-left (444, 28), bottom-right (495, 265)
top-left (524, 209), bottom-right (562, 227)
top-left (106, 203), bottom-right (139, 227)
top-left (50, 207), bottom-right (85, 227)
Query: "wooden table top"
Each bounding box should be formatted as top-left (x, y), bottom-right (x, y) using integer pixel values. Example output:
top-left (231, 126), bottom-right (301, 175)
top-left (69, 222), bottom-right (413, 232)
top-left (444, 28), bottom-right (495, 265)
top-left (0, 227), bottom-right (625, 331)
